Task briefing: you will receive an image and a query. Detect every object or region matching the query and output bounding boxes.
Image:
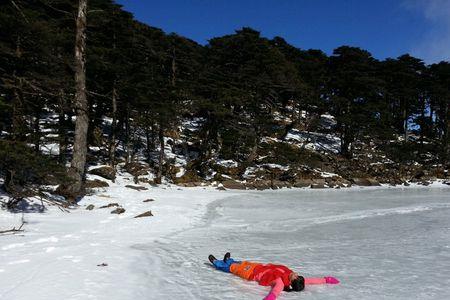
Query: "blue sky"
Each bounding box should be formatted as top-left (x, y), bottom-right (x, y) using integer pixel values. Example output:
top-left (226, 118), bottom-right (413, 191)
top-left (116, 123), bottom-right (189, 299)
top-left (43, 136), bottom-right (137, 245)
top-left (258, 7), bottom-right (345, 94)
top-left (115, 0), bottom-right (450, 64)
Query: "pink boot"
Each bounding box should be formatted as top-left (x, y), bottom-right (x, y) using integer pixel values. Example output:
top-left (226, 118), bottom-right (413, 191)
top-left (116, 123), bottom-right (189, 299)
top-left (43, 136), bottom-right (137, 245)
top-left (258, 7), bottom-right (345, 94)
top-left (324, 276), bottom-right (340, 284)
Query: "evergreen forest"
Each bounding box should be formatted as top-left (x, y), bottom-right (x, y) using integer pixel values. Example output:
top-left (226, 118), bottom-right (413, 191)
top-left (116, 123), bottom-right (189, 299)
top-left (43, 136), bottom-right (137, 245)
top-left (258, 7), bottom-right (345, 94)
top-left (1, 0), bottom-right (449, 201)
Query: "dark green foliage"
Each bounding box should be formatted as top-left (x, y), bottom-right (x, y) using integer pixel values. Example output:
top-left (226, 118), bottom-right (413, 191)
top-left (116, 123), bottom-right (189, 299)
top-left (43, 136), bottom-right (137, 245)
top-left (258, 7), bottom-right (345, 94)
top-left (258, 142), bottom-right (323, 167)
top-left (0, 141), bottom-right (70, 191)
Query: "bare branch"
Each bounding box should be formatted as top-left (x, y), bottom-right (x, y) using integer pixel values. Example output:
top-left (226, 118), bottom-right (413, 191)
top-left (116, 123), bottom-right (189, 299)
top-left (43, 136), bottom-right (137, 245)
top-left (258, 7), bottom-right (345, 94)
top-left (38, 0), bottom-right (73, 16)
top-left (10, 0), bottom-right (29, 23)
top-left (88, 9), bottom-right (104, 14)
top-left (0, 221), bottom-right (25, 235)
top-left (87, 90), bottom-right (111, 99)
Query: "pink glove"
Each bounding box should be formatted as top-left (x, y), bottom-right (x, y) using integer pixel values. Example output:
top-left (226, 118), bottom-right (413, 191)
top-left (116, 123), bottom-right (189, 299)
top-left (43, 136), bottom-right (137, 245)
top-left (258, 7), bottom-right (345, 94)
top-left (263, 292), bottom-right (276, 300)
top-left (324, 276), bottom-right (340, 284)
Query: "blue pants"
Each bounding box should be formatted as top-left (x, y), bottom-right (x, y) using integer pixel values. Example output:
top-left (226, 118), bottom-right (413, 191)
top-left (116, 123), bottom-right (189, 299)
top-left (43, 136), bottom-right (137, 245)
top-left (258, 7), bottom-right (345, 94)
top-left (213, 258), bottom-right (240, 273)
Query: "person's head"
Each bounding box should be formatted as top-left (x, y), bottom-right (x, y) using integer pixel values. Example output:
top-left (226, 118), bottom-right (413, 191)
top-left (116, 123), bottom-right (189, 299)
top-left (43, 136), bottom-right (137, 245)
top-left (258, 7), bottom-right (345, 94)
top-left (285, 272), bottom-right (305, 292)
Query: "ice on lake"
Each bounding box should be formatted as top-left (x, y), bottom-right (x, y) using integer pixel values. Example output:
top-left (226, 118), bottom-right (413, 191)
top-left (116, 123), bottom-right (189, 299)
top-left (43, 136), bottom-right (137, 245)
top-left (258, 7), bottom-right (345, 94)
top-left (139, 187), bottom-right (450, 300)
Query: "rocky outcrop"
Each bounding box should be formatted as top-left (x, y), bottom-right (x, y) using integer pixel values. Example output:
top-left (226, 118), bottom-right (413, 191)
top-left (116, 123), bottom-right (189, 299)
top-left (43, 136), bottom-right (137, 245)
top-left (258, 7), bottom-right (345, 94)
top-left (85, 179), bottom-right (109, 189)
top-left (125, 185), bottom-right (148, 191)
top-left (89, 166), bottom-right (116, 181)
top-left (174, 170), bottom-right (202, 184)
top-left (293, 179), bottom-right (313, 188)
top-left (351, 178), bottom-right (380, 186)
top-left (221, 180), bottom-right (246, 190)
top-left (125, 162), bottom-right (150, 178)
top-left (177, 181), bottom-right (203, 187)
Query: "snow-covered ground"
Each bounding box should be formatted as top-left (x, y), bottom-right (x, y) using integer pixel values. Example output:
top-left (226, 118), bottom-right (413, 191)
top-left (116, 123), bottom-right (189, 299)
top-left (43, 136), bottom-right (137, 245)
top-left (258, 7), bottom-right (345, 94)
top-left (1, 181), bottom-right (450, 300)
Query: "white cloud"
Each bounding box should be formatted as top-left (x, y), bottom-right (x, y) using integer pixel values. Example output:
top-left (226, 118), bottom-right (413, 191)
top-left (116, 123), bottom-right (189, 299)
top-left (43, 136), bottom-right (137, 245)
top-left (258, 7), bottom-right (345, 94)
top-left (403, 0), bottom-right (450, 63)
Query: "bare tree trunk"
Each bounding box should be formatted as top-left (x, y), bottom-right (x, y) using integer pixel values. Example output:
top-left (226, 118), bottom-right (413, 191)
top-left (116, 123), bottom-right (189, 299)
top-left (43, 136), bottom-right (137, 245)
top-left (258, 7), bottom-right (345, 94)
top-left (420, 94), bottom-right (425, 149)
top-left (445, 103), bottom-right (449, 164)
top-left (12, 36), bottom-right (26, 141)
top-left (145, 125), bottom-right (152, 164)
top-left (108, 84), bottom-right (117, 168)
top-left (33, 110), bottom-right (40, 152)
top-left (403, 108), bottom-right (408, 142)
top-left (68, 0), bottom-right (88, 196)
top-left (58, 89), bottom-right (68, 164)
top-left (12, 77), bottom-right (25, 141)
top-left (171, 48), bottom-right (176, 87)
top-left (125, 103), bottom-right (131, 164)
top-left (155, 125), bottom-right (164, 184)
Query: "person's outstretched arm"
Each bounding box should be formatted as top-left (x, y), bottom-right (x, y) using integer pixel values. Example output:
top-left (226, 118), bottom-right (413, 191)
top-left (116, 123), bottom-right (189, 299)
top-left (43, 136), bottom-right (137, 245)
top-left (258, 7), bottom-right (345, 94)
top-left (263, 278), bottom-right (284, 300)
top-left (305, 277), bottom-right (340, 285)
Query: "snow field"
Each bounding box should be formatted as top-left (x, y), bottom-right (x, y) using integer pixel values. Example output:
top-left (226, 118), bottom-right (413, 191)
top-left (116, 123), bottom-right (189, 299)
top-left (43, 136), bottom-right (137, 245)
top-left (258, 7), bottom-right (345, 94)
top-left (0, 175), bottom-right (239, 300)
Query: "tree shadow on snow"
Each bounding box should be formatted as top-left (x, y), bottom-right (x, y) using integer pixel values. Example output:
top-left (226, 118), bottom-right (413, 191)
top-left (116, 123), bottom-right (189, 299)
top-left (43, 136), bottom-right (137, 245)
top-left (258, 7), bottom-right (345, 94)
top-left (5, 198), bottom-right (46, 213)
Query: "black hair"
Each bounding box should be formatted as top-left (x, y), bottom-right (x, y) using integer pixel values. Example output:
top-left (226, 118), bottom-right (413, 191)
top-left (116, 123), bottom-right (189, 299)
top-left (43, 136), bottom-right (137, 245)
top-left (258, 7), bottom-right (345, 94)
top-left (284, 276), bottom-right (305, 292)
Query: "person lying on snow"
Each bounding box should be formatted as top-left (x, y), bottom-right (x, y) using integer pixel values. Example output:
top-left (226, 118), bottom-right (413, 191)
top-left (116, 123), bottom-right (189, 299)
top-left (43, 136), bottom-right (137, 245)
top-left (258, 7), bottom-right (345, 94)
top-left (208, 252), bottom-right (339, 300)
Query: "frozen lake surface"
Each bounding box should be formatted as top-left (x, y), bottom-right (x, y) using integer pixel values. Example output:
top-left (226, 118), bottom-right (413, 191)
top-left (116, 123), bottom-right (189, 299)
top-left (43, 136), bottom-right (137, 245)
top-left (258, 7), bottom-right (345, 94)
top-left (142, 187), bottom-right (450, 300)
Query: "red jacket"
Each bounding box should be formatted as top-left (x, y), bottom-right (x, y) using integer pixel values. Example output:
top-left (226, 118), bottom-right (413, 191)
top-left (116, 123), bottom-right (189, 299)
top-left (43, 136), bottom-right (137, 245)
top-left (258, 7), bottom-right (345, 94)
top-left (252, 264), bottom-right (293, 287)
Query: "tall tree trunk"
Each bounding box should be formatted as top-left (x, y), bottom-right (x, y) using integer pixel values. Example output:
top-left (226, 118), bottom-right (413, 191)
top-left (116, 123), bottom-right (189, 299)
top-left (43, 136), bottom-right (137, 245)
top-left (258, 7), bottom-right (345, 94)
top-left (68, 0), bottom-right (88, 196)
top-left (171, 48), bottom-right (176, 87)
top-left (444, 101), bottom-right (449, 164)
top-left (109, 84), bottom-right (117, 168)
top-left (12, 36), bottom-right (26, 141)
top-left (156, 124), bottom-right (164, 184)
top-left (58, 89), bottom-right (68, 164)
top-left (145, 125), bottom-right (152, 164)
top-left (125, 103), bottom-right (131, 164)
top-left (420, 94), bottom-right (425, 149)
top-left (33, 110), bottom-right (40, 152)
top-left (403, 107), bottom-right (408, 142)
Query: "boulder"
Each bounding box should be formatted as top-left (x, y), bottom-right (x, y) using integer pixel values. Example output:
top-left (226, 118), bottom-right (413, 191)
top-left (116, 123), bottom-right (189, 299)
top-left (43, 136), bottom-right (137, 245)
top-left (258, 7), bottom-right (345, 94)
top-left (138, 178), bottom-right (155, 185)
top-left (85, 179), bottom-right (109, 189)
top-left (86, 204), bottom-right (95, 210)
top-left (418, 181), bottom-right (431, 186)
top-left (367, 178), bottom-right (381, 186)
top-left (125, 162), bottom-right (150, 178)
top-left (311, 184), bottom-right (325, 189)
top-left (89, 166), bottom-right (116, 181)
top-left (311, 178), bottom-right (326, 189)
top-left (335, 178), bottom-right (352, 187)
top-left (174, 170), bottom-right (202, 184)
top-left (134, 210), bottom-right (154, 218)
top-left (125, 185), bottom-right (148, 191)
top-left (111, 207), bottom-right (126, 214)
top-left (100, 203), bottom-right (119, 209)
top-left (178, 182), bottom-right (202, 187)
top-left (293, 179), bottom-right (313, 188)
top-left (143, 199), bottom-right (155, 202)
top-left (251, 180), bottom-right (271, 190)
top-left (351, 178), bottom-right (380, 186)
top-left (312, 178), bottom-right (326, 185)
top-left (271, 180), bottom-right (291, 189)
top-left (222, 180), bottom-right (246, 190)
